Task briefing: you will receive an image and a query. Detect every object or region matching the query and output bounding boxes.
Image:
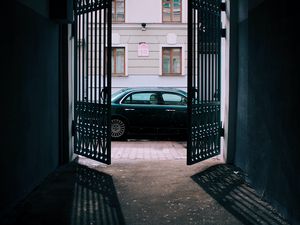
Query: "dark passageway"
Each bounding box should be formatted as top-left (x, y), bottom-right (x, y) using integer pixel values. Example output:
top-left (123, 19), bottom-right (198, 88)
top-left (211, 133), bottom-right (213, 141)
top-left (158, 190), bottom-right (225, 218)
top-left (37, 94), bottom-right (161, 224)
top-left (1, 0), bottom-right (299, 224)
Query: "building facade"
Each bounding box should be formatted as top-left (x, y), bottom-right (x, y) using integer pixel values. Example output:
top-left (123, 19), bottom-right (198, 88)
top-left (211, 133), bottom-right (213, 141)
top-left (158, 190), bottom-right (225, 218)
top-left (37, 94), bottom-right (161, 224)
top-left (111, 0), bottom-right (188, 93)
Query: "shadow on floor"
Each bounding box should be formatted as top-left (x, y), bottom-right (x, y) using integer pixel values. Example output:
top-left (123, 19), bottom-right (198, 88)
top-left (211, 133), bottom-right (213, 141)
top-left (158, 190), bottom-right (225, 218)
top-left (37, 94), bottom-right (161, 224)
top-left (1, 162), bottom-right (125, 225)
top-left (191, 164), bottom-right (288, 225)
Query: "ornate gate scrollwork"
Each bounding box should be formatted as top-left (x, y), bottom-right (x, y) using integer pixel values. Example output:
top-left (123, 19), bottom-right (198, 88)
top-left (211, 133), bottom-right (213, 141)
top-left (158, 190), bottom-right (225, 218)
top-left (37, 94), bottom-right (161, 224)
top-left (187, 0), bottom-right (222, 165)
top-left (73, 0), bottom-right (112, 164)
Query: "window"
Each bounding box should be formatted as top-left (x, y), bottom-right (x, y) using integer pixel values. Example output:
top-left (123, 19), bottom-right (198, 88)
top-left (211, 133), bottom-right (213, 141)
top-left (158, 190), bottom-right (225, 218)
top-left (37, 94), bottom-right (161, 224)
top-left (112, 0), bottom-right (125, 23)
top-left (162, 47), bottom-right (182, 75)
top-left (162, 0), bottom-right (181, 22)
top-left (123, 92), bottom-right (160, 105)
top-left (162, 93), bottom-right (187, 105)
top-left (112, 47), bottom-right (125, 76)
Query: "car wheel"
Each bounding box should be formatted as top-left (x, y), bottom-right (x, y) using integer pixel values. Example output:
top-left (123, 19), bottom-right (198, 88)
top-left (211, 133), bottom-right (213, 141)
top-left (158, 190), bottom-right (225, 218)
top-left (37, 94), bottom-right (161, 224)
top-left (111, 118), bottom-right (126, 139)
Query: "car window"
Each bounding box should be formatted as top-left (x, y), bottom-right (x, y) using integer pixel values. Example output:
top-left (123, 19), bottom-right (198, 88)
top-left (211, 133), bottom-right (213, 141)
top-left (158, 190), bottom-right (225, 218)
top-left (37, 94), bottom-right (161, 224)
top-left (123, 92), bottom-right (160, 105)
top-left (162, 93), bottom-right (187, 106)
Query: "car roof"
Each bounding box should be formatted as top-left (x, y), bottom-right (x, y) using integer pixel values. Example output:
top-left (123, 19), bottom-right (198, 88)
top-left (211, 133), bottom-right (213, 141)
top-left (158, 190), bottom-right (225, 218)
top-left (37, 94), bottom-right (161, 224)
top-left (116, 87), bottom-right (187, 94)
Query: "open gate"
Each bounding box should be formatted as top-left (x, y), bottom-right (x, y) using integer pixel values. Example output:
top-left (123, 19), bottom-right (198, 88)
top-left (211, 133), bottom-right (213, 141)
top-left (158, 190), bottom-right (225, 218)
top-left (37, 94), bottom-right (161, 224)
top-left (73, 0), bottom-right (112, 164)
top-left (187, 0), bottom-right (223, 165)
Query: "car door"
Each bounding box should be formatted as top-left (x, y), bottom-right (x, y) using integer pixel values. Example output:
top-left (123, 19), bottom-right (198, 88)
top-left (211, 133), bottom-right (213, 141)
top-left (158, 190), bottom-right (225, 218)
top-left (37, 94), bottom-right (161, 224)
top-left (160, 92), bottom-right (187, 133)
top-left (120, 91), bottom-right (163, 133)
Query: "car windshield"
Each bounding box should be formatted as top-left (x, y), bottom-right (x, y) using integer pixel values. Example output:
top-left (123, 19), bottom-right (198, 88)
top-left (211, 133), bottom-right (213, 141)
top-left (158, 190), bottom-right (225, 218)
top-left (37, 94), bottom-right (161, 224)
top-left (112, 89), bottom-right (129, 100)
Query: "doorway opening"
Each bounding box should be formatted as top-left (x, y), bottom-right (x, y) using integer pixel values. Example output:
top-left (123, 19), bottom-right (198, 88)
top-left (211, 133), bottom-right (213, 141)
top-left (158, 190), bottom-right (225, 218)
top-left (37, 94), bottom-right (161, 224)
top-left (71, 0), bottom-right (227, 166)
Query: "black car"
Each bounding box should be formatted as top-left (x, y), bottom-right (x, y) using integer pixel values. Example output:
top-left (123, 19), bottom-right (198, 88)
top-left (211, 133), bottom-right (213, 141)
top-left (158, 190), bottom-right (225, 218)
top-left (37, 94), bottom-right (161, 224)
top-left (111, 87), bottom-right (187, 139)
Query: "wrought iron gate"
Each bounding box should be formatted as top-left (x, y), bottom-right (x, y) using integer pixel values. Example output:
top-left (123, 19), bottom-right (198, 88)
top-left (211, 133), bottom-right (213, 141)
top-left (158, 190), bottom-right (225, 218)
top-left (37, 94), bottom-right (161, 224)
top-left (187, 0), bottom-right (222, 165)
top-left (73, 0), bottom-right (112, 164)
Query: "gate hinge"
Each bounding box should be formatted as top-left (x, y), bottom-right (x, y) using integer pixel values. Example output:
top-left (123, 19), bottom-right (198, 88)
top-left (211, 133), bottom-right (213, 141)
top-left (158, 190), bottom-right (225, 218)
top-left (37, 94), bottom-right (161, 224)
top-left (71, 120), bottom-right (76, 136)
top-left (220, 2), bottom-right (226, 11)
top-left (220, 127), bottom-right (225, 137)
top-left (221, 28), bottom-right (226, 38)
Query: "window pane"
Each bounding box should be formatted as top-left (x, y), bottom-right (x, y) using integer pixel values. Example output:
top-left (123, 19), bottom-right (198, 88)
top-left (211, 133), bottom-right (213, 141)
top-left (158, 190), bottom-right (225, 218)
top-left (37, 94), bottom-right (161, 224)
top-left (173, 0), bottom-right (181, 8)
top-left (173, 0), bottom-right (181, 21)
top-left (163, 0), bottom-right (181, 22)
top-left (163, 10), bottom-right (171, 22)
top-left (173, 13), bottom-right (181, 22)
top-left (113, 0), bottom-right (124, 22)
top-left (163, 57), bottom-right (170, 73)
top-left (163, 14), bottom-right (171, 22)
top-left (163, 0), bottom-right (171, 7)
top-left (162, 93), bottom-right (186, 105)
top-left (162, 0), bottom-right (171, 22)
top-left (173, 9), bottom-right (181, 21)
top-left (162, 49), bottom-right (171, 74)
top-left (116, 48), bottom-right (124, 74)
top-left (132, 93), bottom-right (151, 101)
top-left (111, 49), bottom-right (115, 73)
top-left (112, 1), bottom-right (115, 19)
top-left (162, 48), bottom-right (181, 75)
top-left (112, 48), bottom-right (125, 75)
top-left (173, 1), bottom-right (181, 10)
top-left (116, 1), bottom-right (124, 22)
top-left (116, 14), bottom-right (125, 22)
top-left (172, 48), bottom-right (181, 73)
top-left (116, 1), bottom-right (124, 12)
top-left (123, 95), bottom-right (132, 104)
top-left (127, 93), bottom-right (155, 104)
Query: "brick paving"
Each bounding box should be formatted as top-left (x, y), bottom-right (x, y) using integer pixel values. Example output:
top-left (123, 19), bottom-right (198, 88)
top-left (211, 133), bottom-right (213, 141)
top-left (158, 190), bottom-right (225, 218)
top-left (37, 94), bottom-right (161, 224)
top-left (111, 140), bottom-right (187, 161)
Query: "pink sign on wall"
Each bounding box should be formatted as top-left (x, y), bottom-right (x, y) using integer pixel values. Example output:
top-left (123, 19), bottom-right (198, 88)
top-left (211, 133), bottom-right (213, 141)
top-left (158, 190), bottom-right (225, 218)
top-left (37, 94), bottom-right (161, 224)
top-left (138, 42), bottom-right (149, 57)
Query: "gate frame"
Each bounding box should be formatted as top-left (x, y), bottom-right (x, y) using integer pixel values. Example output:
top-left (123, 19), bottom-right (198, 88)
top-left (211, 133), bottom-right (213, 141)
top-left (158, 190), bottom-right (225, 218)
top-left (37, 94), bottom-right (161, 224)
top-left (71, 0), bottom-right (112, 165)
top-left (187, 0), bottom-right (224, 165)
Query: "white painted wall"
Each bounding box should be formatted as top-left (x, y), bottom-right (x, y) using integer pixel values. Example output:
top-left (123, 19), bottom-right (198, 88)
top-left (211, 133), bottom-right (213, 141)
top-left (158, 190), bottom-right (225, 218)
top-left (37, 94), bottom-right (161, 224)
top-left (126, 0), bottom-right (162, 23)
top-left (182, 0), bottom-right (188, 23)
top-left (110, 0), bottom-right (189, 93)
top-left (112, 24), bottom-right (188, 93)
top-left (126, 0), bottom-right (187, 23)
top-left (112, 75), bottom-right (187, 92)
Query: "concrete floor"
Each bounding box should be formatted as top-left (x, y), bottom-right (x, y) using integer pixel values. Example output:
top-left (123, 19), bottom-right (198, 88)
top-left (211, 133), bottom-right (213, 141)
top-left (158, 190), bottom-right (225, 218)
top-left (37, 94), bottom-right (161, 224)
top-left (1, 141), bottom-right (289, 225)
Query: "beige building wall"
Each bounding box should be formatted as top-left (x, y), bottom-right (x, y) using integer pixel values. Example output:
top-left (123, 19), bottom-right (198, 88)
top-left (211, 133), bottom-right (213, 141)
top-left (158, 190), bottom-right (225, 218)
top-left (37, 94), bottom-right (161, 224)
top-left (112, 0), bottom-right (188, 93)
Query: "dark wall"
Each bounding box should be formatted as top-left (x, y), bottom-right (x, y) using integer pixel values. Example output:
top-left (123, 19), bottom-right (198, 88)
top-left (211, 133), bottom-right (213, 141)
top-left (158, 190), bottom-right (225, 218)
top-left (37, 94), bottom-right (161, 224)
top-left (0, 1), bottom-right (60, 216)
top-left (234, 0), bottom-right (300, 224)
top-left (234, 0), bottom-right (249, 175)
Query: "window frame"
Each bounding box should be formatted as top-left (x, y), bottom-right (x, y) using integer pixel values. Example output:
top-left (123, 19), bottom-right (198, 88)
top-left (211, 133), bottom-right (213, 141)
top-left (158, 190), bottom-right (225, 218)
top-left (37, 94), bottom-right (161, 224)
top-left (161, 47), bottom-right (183, 76)
top-left (111, 47), bottom-right (126, 76)
top-left (112, 0), bottom-right (125, 23)
top-left (162, 0), bottom-right (182, 23)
